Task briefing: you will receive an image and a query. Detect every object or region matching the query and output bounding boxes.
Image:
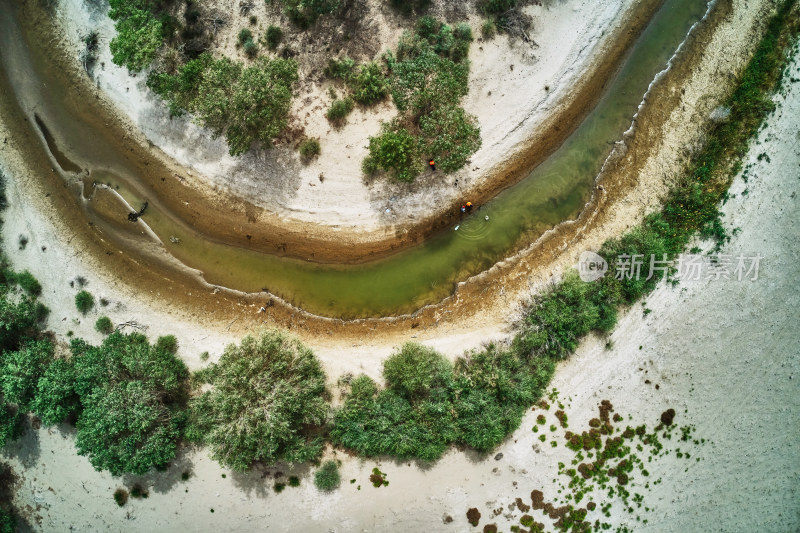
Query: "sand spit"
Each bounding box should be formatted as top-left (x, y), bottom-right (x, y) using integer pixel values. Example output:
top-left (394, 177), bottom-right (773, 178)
top-left (50, 0), bottom-right (657, 253)
top-left (4, 39), bottom-right (799, 533)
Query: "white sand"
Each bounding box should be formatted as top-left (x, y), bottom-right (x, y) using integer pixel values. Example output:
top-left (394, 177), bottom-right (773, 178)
top-left (3, 35), bottom-right (798, 533)
top-left (52, 0), bottom-right (637, 235)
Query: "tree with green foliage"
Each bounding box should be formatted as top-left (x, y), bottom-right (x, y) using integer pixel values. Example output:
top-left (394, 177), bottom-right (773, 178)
top-left (191, 57), bottom-right (243, 136)
top-left (0, 340), bottom-right (54, 413)
top-left (331, 343), bottom-right (458, 461)
top-left (67, 332), bottom-right (189, 475)
top-left (107, 0), bottom-right (167, 72)
top-left (187, 331), bottom-right (328, 470)
top-left (314, 460), bottom-right (341, 491)
top-left (76, 380), bottom-right (184, 475)
top-left (390, 50), bottom-right (469, 117)
top-left (31, 358), bottom-right (79, 426)
top-left (225, 58), bottom-right (299, 155)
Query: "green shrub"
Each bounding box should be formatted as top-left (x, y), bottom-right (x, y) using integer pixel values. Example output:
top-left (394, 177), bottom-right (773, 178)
top-left (113, 488), bottom-right (128, 506)
top-left (243, 39), bottom-right (258, 58)
top-left (0, 507), bottom-right (17, 533)
top-left (95, 316), bottom-right (113, 334)
top-left (156, 335), bottom-right (179, 354)
top-left (0, 340), bottom-right (54, 413)
top-left (324, 56), bottom-right (357, 81)
top-left (481, 19), bottom-right (497, 39)
top-left (15, 271), bottom-right (41, 296)
top-left (75, 290), bottom-right (94, 315)
top-left (382, 343), bottom-right (453, 399)
top-left (352, 62), bottom-right (389, 106)
top-left (226, 58), bottom-right (298, 155)
top-left (314, 460), bottom-right (341, 491)
top-left (362, 126), bottom-right (423, 182)
top-left (69, 332), bottom-right (190, 475)
top-left (288, 475), bottom-right (300, 487)
top-left (299, 138), bottom-right (321, 160)
top-left (281, 0), bottom-right (339, 28)
top-left (326, 97), bottom-right (354, 124)
top-left (108, 0), bottom-right (167, 72)
top-left (186, 331), bottom-right (328, 470)
top-left (390, 50), bottom-right (469, 117)
top-left (238, 28), bottom-right (254, 45)
top-left (419, 105), bottom-right (481, 173)
top-left (265, 25), bottom-right (283, 50)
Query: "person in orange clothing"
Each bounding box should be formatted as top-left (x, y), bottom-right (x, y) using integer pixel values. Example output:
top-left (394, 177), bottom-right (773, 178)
top-left (429, 159), bottom-right (436, 171)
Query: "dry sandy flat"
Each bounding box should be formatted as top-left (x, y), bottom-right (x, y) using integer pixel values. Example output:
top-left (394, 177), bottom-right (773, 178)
top-left (3, 37), bottom-right (798, 533)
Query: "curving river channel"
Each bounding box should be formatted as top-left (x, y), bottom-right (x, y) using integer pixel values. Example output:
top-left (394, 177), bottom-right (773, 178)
top-left (0, 0), bottom-right (709, 318)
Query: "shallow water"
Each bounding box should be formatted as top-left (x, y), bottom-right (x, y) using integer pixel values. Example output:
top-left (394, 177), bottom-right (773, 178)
top-left (0, 0), bottom-right (708, 318)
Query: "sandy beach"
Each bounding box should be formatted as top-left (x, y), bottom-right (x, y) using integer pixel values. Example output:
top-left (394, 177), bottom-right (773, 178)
top-left (3, 38), bottom-right (799, 531)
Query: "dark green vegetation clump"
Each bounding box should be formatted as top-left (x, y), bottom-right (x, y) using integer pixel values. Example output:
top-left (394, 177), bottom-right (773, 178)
top-left (331, 342), bottom-right (553, 461)
top-left (95, 316), bottom-right (113, 334)
top-left (265, 25), bottom-right (283, 51)
top-left (505, 396), bottom-right (707, 532)
top-left (187, 331), bottom-right (329, 470)
top-left (74, 289), bottom-right (94, 315)
top-left (314, 460), bottom-right (341, 491)
top-left (148, 54), bottom-right (298, 155)
top-left (360, 17), bottom-right (480, 181)
top-left (299, 138), bottom-right (322, 161)
top-left (113, 488), bottom-right (129, 506)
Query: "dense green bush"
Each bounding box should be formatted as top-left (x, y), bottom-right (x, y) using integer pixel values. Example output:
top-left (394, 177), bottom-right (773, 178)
top-left (0, 340), bottom-right (54, 414)
top-left (107, 0), bottom-right (169, 72)
top-left (149, 54), bottom-right (296, 155)
top-left (67, 332), bottom-right (190, 475)
top-left (281, 0), bottom-right (339, 28)
top-left (299, 138), bottom-right (322, 160)
top-left (362, 126), bottom-right (423, 182)
top-left (0, 508), bottom-right (16, 533)
top-left (265, 25), bottom-right (283, 50)
top-left (314, 460), bottom-right (341, 491)
top-left (326, 97), bottom-right (354, 124)
top-left (352, 62), bottom-right (390, 105)
top-left (331, 343), bottom-right (555, 460)
top-left (14, 271), bottom-right (41, 297)
top-left (187, 331), bottom-right (328, 470)
top-left (95, 316), bottom-right (113, 334)
top-left (225, 58), bottom-right (299, 155)
top-left (391, 50), bottom-right (469, 116)
top-left (324, 57), bottom-right (357, 81)
top-left (75, 290), bottom-right (94, 315)
top-left (238, 28), bottom-right (254, 45)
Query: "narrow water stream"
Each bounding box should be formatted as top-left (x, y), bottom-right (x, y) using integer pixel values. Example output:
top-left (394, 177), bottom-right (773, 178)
top-left (0, 0), bottom-right (708, 318)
